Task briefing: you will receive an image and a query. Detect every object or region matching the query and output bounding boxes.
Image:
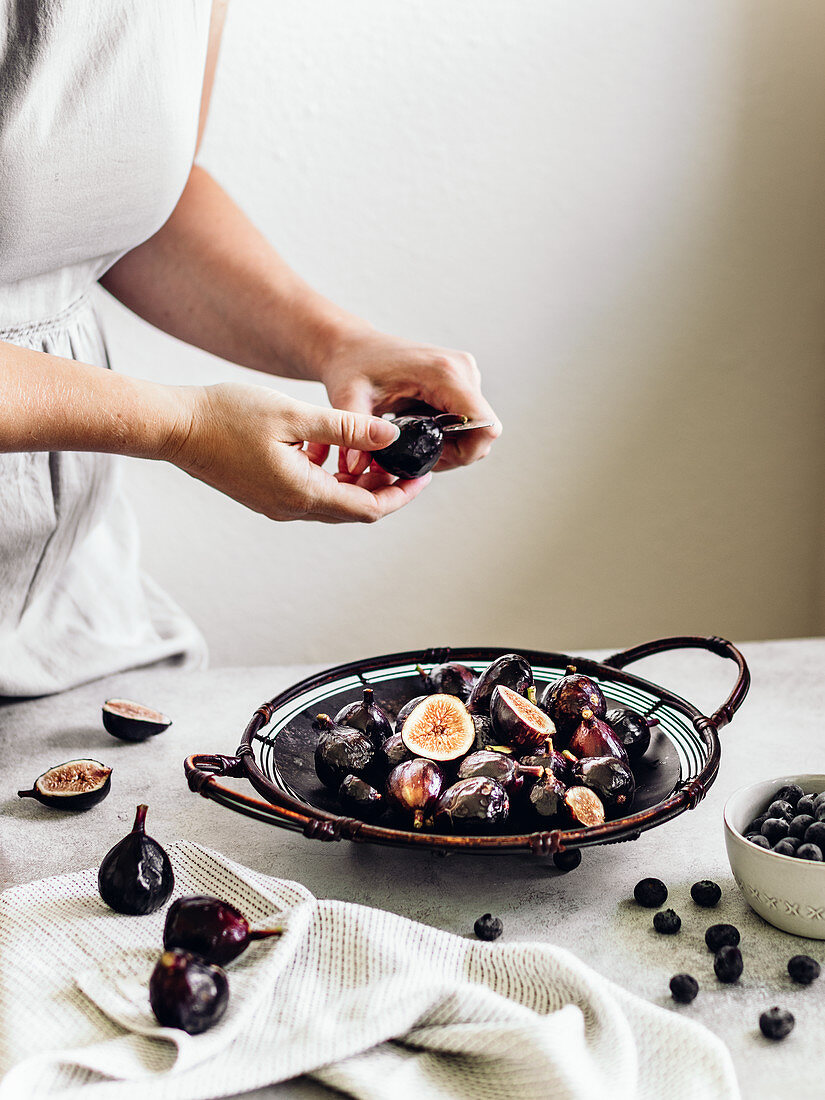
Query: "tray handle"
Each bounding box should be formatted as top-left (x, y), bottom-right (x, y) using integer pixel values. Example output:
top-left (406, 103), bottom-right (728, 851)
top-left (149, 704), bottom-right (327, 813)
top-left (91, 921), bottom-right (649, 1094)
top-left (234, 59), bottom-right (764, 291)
top-left (602, 634), bottom-right (750, 729)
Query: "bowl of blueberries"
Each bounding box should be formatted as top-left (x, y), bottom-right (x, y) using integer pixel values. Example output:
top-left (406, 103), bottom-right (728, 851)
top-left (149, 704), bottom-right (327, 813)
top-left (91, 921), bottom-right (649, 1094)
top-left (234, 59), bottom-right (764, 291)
top-left (724, 775), bottom-right (825, 937)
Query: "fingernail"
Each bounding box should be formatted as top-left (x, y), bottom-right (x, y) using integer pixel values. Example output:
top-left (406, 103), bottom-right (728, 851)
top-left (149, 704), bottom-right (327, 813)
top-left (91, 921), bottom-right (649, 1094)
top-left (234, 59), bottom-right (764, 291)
top-left (346, 449), bottom-right (361, 474)
top-left (370, 418), bottom-right (400, 446)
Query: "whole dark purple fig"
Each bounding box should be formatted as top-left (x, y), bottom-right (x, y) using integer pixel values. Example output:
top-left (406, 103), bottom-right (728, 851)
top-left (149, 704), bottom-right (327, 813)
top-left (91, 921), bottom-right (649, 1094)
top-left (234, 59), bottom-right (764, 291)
top-left (98, 804), bottom-right (174, 915)
top-left (433, 777), bottom-right (509, 833)
top-left (457, 750), bottom-right (542, 798)
top-left (335, 687), bottom-right (392, 750)
top-left (417, 661), bottom-right (476, 702)
top-left (338, 775), bottom-right (383, 821)
top-left (163, 896), bottom-right (282, 966)
top-left (490, 684), bottom-right (556, 751)
top-left (520, 748), bottom-right (576, 786)
top-left (573, 756), bottom-right (636, 818)
top-left (394, 694), bottom-right (429, 733)
top-left (467, 653), bottom-right (533, 716)
top-left (149, 949), bottom-right (229, 1034)
top-left (528, 771), bottom-right (567, 820)
top-left (379, 731), bottom-right (412, 771)
top-left (568, 708), bottom-right (628, 762)
top-left (541, 665), bottom-right (606, 734)
top-left (314, 714), bottom-right (377, 789)
top-left (385, 758), bottom-right (444, 828)
top-left (605, 706), bottom-right (657, 762)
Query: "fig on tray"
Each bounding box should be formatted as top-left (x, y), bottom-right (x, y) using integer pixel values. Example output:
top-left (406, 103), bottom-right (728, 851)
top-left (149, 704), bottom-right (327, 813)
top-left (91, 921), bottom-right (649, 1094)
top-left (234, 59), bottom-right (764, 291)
top-left (400, 694), bottom-right (475, 762)
top-left (490, 684), bottom-right (556, 751)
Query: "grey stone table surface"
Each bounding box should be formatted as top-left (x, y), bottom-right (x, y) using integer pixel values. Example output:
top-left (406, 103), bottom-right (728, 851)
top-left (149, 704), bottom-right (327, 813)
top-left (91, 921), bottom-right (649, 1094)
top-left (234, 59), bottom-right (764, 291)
top-left (2, 637), bottom-right (825, 1099)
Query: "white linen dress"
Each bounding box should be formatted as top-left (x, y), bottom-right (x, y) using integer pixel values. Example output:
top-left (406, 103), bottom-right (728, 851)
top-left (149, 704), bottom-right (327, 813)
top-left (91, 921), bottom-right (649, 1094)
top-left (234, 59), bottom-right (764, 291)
top-left (0, 1), bottom-right (213, 695)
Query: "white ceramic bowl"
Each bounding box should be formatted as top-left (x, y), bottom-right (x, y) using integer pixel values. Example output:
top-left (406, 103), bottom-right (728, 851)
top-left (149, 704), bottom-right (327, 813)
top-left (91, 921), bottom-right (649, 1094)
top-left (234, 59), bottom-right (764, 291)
top-left (724, 774), bottom-right (825, 938)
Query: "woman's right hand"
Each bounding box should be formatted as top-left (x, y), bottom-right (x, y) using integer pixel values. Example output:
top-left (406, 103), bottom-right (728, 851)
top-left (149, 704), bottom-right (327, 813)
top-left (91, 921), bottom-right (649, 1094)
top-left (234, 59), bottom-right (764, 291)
top-left (165, 382), bottom-right (430, 523)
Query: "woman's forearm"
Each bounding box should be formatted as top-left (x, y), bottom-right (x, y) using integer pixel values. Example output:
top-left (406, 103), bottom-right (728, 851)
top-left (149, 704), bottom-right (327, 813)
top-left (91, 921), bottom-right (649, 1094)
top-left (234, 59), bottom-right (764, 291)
top-left (0, 341), bottom-right (189, 458)
top-left (99, 165), bottom-right (367, 382)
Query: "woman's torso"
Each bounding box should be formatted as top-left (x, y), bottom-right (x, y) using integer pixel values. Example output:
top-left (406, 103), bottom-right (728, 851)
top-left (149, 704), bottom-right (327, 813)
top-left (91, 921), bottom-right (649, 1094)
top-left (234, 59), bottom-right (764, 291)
top-left (0, 0), bottom-right (212, 695)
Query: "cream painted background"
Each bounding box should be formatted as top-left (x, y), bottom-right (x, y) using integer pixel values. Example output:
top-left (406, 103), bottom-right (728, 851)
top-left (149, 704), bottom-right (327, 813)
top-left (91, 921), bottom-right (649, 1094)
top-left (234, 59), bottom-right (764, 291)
top-left (96, 0), bottom-right (825, 667)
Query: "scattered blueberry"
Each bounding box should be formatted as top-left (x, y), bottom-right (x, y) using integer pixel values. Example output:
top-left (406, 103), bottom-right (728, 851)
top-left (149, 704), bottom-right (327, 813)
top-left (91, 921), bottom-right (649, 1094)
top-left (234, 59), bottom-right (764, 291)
top-left (761, 817), bottom-right (790, 845)
top-left (767, 799), bottom-right (794, 821)
top-left (473, 913), bottom-right (503, 941)
top-left (797, 794), bottom-right (816, 817)
top-left (759, 1006), bottom-right (794, 1040)
top-left (634, 878), bottom-right (668, 908)
top-left (774, 784), bottom-right (803, 809)
top-left (705, 923), bottom-right (740, 952)
top-left (690, 880), bottom-right (721, 908)
top-left (553, 849), bottom-right (582, 873)
top-left (653, 909), bottom-right (681, 935)
top-left (804, 821), bottom-right (825, 848)
top-left (787, 955), bottom-right (820, 984)
top-left (773, 839), bottom-right (800, 857)
top-left (714, 945), bottom-right (743, 983)
top-left (789, 814), bottom-right (815, 839)
top-left (745, 834), bottom-right (771, 849)
top-left (796, 843), bottom-right (823, 862)
top-left (669, 973), bottom-right (699, 1003)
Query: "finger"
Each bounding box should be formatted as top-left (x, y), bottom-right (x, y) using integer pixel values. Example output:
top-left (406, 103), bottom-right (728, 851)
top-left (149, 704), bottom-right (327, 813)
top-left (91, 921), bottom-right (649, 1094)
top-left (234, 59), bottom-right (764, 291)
top-left (286, 399), bottom-right (398, 451)
top-left (304, 442), bottom-right (330, 467)
top-left (435, 432), bottom-right (495, 471)
top-left (335, 466), bottom-right (397, 491)
top-left (339, 447), bottom-right (372, 477)
top-left (303, 465), bottom-right (431, 523)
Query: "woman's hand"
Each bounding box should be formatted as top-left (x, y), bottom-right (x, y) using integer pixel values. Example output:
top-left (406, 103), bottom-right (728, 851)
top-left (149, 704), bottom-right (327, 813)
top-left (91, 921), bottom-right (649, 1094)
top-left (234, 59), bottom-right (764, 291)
top-left (166, 382), bottom-right (429, 523)
top-left (315, 329), bottom-right (502, 478)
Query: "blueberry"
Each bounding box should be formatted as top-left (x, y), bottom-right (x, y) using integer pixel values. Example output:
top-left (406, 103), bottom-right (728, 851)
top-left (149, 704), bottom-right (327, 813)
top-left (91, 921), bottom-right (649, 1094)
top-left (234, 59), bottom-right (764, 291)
top-left (714, 945), bottom-right (743, 983)
top-left (690, 880), bottom-right (721, 908)
top-left (787, 955), bottom-right (820, 984)
top-left (761, 817), bottom-right (790, 844)
top-left (552, 849), bottom-right (582, 873)
top-left (806, 822), bottom-right (825, 848)
top-left (773, 839), bottom-right (798, 857)
top-left (767, 799), bottom-right (795, 821)
top-left (473, 913), bottom-right (503, 941)
top-left (774, 784), bottom-right (803, 809)
top-left (796, 843), bottom-right (823, 861)
top-left (797, 794), bottom-right (816, 817)
top-left (634, 878), bottom-right (668, 908)
top-left (705, 923), bottom-right (740, 952)
top-left (669, 973), bottom-right (699, 1003)
top-left (759, 1006), bottom-right (794, 1040)
top-left (653, 908), bottom-right (681, 935)
top-left (789, 814), bottom-right (815, 839)
top-left (745, 813), bottom-right (770, 835)
top-left (746, 834), bottom-right (771, 849)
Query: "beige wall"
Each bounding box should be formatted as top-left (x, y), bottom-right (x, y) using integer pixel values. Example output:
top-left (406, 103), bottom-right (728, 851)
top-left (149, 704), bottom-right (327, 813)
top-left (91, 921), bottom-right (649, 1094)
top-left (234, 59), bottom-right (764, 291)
top-left (102, 0), bottom-right (825, 667)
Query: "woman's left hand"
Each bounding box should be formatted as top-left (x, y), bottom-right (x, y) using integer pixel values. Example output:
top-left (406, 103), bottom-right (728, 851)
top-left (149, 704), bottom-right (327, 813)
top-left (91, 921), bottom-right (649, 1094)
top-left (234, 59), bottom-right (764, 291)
top-left (312, 329), bottom-right (502, 478)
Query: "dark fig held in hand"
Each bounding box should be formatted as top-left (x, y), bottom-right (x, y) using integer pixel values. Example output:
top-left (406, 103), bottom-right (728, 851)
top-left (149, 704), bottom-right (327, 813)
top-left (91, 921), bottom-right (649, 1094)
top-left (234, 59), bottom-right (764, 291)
top-left (163, 895), bottom-right (283, 966)
top-left (18, 758), bottom-right (112, 811)
top-left (372, 415), bottom-right (445, 479)
top-left (98, 804), bottom-right (174, 915)
top-left (149, 948), bottom-right (229, 1034)
top-left (334, 687), bottom-right (392, 750)
top-left (102, 698), bottom-right (171, 742)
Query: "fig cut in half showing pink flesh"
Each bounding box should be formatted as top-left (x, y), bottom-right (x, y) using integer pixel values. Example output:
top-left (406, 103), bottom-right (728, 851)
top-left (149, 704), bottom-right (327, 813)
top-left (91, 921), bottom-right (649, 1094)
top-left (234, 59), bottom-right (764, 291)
top-left (400, 694), bottom-right (475, 762)
top-left (490, 684), bottom-right (556, 751)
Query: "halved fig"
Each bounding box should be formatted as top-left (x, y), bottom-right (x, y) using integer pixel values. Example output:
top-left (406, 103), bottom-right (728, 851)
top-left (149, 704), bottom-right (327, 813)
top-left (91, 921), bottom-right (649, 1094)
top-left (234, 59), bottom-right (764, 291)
top-left (400, 694), bottom-right (475, 762)
top-left (102, 699), bottom-right (172, 742)
top-left (467, 653), bottom-right (533, 715)
top-left (565, 785), bottom-right (606, 827)
top-left (394, 694), bottom-right (429, 734)
top-left (18, 759), bottom-right (112, 811)
top-left (490, 685), bottom-right (556, 751)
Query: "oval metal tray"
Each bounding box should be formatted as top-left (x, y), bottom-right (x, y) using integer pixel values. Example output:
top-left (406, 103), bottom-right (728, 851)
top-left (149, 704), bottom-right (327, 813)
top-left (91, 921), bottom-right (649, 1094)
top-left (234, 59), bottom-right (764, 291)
top-left (185, 635), bottom-right (749, 857)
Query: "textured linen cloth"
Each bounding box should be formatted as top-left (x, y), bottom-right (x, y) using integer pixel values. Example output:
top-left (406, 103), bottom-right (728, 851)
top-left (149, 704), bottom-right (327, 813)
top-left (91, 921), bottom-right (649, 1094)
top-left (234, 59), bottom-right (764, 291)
top-left (0, 842), bottom-right (740, 1100)
top-left (0, 1), bottom-right (212, 695)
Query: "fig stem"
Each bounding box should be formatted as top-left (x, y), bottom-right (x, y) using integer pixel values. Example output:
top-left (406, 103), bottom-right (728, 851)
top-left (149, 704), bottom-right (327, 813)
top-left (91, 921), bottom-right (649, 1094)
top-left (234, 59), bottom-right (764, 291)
top-left (17, 788), bottom-right (35, 798)
top-left (413, 809), bottom-right (425, 829)
top-left (362, 687), bottom-right (374, 704)
top-left (415, 664), bottom-right (428, 682)
top-left (581, 708), bottom-right (594, 723)
top-left (247, 927), bottom-right (284, 941)
top-left (133, 804), bottom-right (148, 833)
top-left (566, 665), bottom-right (577, 675)
top-left (527, 685), bottom-right (538, 705)
top-left (517, 765), bottom-right (546, 779)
